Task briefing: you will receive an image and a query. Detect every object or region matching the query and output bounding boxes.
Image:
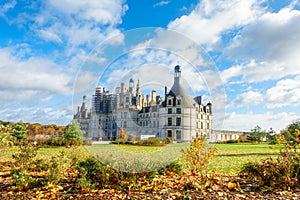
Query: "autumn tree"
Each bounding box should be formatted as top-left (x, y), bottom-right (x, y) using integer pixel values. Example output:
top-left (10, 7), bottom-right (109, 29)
top-left (0, 124), bottom-right (14, 147)
top-left (281, 120), bottom-right (300, 142)
top-left (119, 129), bottom-right (128, 140)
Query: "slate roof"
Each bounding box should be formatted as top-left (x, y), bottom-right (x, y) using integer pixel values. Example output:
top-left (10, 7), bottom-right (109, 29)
top-left (167, 77), bottom-right (195, 108)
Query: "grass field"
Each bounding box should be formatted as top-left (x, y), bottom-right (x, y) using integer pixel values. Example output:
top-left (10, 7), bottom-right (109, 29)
top-left (0, 143), bottom-right (281, 175)
top-left (209, 143), bottom-right (280, 175)
top-left (85, 143), bottom-right (189, 172)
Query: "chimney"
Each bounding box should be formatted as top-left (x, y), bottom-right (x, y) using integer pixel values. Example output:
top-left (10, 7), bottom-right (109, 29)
top-left (165, 86), bottom-right (167, 105)
top-left (146, 94), bottom-right (150, 106)
top-left (150, 90), bottom-right (156, 106)
top-left (121, 83), bottom-right (124, 94)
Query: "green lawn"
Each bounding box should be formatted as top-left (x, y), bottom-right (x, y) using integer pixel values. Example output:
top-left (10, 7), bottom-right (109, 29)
top-left (85, 143), bottom-right (189, 173)
top-left (0, 143), bottom-right (281, 176)
top-left (209, 143), bottom-right (280, 175)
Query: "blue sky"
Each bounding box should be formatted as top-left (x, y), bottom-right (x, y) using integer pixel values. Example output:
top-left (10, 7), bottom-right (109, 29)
top-left (1, 0), bottom-right (300, 133)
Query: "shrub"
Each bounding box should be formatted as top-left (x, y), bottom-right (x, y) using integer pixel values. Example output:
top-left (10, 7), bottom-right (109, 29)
top-left (10, 168), bottom-right (31, 190)
top-left (76, 157), bottom-right (112, 189)
top-left (141, 137), bottom-right (162, 146)
top-left (0, 124), bottom-right (15, 147)
top-left (11, 142), bottom-right (39, 190)
top-left (240, 132), bottom-right (300, 191)
top-left (46, 151), bottom-right (67, 183)
top-left (182, 136), bottom-right (216, 176)
top-left (226, 139), bottom-right (239, 144)
top-left (83, 137), bottom-right (93, 146)
top-left (166, 137), bottom-right (173, 144)
top-left (240, 157), bottom-right (298, 190)
top-left (156, 160), bottom-right (183, 176)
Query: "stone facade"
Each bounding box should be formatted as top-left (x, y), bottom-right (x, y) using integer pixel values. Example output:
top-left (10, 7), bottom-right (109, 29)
top-left (74, 65), bottom-right (213, 142)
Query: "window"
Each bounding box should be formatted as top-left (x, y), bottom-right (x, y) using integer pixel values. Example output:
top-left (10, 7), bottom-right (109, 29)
top-left (176, 117), bottom-right (181, 126)
top-left (153, 113), bottom-right (156, 118)
top-left (168, 99), bottom-right (172, 105)
top-left (201, 122), bottom-right (203, 129)
top-left (168, 117), bottom-right (172, 126)
top-left (176, 108), bottom-right (181, 114)
top-left (167, 130), bottom-right (172, 138)
top-left (177, 99), bottom-right (181, 105)
top-left (168, 108), bottom-right (172, 114)
top-left (124, 112), bottom-right (127, 119)
top-left (176, 130), bottom-right (181, 140)
top-left (123, 121), bottom-right (127, 128)
top-left (207, 123), bottom-right (209, 129)
top-left (126, 97), bottom-right (129, 103)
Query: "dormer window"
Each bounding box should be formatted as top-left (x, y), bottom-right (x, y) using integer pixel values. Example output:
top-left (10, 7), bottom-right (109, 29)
top-left (168, 99), bottom-right (172, 105)
top-left (177, 99), bottom-right (181, 105)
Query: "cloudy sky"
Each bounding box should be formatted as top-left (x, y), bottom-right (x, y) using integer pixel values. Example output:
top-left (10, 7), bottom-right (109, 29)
top-left (1, 0), bottom-right (300, 133)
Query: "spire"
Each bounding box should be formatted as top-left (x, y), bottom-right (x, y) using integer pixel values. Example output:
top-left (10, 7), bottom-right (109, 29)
top-left (174, 65), bottom-right (181, 78)
top-left (168, 65), bottom-right (194, 108)
top-left (137, 79), bottom-right (140, 89)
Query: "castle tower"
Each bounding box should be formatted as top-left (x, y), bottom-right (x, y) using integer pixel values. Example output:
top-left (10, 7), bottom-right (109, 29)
top-left (149, 90), bottom-right (156, 106)
top-left (136, 80), bottom-right (143, 109)
top-left (129, 78), bottom-right (134, 94)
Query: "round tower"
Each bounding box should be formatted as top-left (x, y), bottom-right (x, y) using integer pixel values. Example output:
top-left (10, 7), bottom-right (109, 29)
top-left (174, 65), bottom-right (181, 78)
top-left (129, 78), bottom-right (134, 94)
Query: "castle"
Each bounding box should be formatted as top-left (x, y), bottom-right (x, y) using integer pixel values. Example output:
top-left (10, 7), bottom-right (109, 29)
top-left (74, 65), bottom-right (216, 142)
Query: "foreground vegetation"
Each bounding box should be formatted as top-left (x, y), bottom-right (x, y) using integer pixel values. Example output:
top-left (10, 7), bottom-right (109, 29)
top-left (1, 120), bottom-right (300, 199)
top-left (0, 141), bottom-right (298, 199)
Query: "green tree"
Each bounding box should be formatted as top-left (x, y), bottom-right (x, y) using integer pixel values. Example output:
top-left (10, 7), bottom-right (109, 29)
top-left (12, 121), bottom-right (28, 141)
top-left (64, 120), bottom-right (83, 146)
top-left (281, 120), bottom-right (300, 142)
top-left (247, 125), bottom-right (267, 143)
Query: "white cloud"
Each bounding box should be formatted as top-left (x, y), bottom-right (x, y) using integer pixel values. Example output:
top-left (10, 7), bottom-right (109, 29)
top-left (153, 1), bottom-right (170, 8)
top-left (33, 0), bottom-right (128, 48)
top-left (266, 76), bottom-right (300, 108)
top-left (0, 47), bottom-right (72, 102)
top-left (224, 7), bottom-right (300, 83)
top-left (0, 0), bottom-right (16, 17)
top-left (48, 0), bottom-right (127, 25)
top-left (168, 0), bottom-right (265, 47)
top-left (233, 90), bottom-right (263, 107)
top-left (38, 29), bottom-right (62, 43)
top-left (221, 65), bottom-right (242, 83)
top-left (222, 111), bottom-right (300, 132)
top-left (0, 105), bottom-right (72, 125)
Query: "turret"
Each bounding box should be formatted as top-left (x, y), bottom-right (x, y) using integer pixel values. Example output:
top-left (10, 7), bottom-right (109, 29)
top-left (121, 82), bottom-right (125, 94)
top-left (129, 78), bottom-right (134, 94)
top-left (150, 90), bottom-right (156, 106)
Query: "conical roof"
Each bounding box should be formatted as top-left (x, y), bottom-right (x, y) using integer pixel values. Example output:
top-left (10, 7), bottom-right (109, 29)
top-left (167, 66), bottom-right (195, 108)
